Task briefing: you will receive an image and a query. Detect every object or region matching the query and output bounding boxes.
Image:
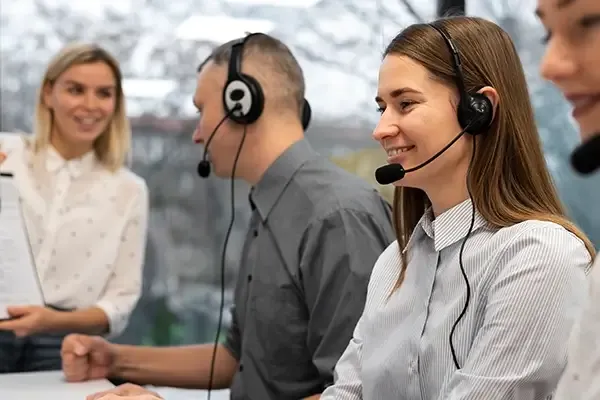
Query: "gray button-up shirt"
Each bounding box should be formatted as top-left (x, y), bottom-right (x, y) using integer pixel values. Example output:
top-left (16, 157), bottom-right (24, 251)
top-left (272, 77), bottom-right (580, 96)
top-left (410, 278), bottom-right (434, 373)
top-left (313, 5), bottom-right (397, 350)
top-left (224, 138), bottom-right (394, 400)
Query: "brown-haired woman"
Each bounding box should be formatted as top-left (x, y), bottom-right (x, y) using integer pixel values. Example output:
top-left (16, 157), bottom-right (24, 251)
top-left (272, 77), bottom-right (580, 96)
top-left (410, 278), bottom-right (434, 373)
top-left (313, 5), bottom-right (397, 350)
top-left (538, 0), bottom-right (600, 398)
top-left (0, 43), bottom-right (148, 372)
top-left (322, 16), bottom-right (594, 400)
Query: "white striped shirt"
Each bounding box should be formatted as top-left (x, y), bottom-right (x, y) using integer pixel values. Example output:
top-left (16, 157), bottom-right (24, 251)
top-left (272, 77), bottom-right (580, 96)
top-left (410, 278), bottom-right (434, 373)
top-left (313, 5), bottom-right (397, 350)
top-left (322, 199), bottom-right (591, 400)
top-left (553, 255), bottom-right (600, 400)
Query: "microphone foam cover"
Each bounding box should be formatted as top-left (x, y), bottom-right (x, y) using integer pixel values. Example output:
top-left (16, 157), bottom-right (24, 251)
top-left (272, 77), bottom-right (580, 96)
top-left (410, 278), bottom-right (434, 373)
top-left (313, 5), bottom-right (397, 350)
top-left (571, 134), bottom-right (600, 175)
top-left (197, 160), bottom-right (211, 178)
top-left (375, 164), bottom-right (406, 185)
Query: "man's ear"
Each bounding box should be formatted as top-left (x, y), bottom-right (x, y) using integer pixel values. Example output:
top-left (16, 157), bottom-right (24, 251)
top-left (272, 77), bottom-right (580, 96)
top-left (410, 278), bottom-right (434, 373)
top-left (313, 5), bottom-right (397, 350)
top-left (477, 86), bottom-right (499, 118)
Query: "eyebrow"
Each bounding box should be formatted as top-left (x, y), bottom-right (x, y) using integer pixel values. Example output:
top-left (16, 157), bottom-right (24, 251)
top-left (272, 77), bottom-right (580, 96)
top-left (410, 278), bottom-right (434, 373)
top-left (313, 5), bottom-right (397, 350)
top-left (535, 0), bottom-right (576, 18)
top-left (375, 87), bottom-right (422, 103)
top-left (63, 79), bottom-right (115, 90)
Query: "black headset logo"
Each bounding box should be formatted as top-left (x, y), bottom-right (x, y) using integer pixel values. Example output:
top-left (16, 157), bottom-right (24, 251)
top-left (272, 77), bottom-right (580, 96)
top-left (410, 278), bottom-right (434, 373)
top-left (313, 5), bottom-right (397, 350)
top-left (222, 32), bottom-right (312, 130)
top-left (429, 23), bottom-right (493, 134)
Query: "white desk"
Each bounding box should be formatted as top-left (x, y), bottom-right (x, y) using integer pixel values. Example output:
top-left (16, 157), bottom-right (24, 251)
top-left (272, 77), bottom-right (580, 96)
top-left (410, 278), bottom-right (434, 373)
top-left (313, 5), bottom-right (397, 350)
top-left (0, 371), bottom-right (231, 399)
top-left (0, 370), bottom-right (114, 399)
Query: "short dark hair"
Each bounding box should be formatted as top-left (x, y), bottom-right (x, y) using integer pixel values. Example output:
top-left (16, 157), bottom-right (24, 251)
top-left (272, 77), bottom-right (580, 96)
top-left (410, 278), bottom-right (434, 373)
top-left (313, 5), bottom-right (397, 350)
top-left (198, 33), bottom-right (305, 117)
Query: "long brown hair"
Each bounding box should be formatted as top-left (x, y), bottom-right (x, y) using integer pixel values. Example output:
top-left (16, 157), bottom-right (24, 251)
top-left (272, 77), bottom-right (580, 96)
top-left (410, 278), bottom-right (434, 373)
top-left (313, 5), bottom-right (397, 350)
top-left (386, 16), bottom-right (595, 290)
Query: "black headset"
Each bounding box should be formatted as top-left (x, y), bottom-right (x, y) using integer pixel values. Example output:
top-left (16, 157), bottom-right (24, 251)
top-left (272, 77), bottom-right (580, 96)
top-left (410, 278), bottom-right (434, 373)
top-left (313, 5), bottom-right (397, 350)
top-left (428, 21), bottom-right (493, 371)
top-left (222, 32), bottom-right (312, 130)
top-left (429, 22), bottom-right (493, 134)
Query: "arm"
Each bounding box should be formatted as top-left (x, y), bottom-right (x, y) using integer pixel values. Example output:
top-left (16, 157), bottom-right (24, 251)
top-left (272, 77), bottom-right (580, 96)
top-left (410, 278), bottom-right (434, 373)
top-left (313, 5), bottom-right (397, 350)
top-left (110, 343), bottom-right (238, 389)
top-left (443, 227), bottom-right (590, 399)
top-left (320, 318), bottom-right (365, 400)
top-left (94, 181), bottom-right (149, 336)
top-left (553, 256), bottom-right (600, 400)
top-left (110, 254), bottom-right (243, 389)
top-left (300, 209), bottom-right (391, 398)
top-left (52, 307), bottom-right (110, 335)
top-left (111, 302), bottom-right (241, 388)
top-left (62, 313), bottom-right (239, 389)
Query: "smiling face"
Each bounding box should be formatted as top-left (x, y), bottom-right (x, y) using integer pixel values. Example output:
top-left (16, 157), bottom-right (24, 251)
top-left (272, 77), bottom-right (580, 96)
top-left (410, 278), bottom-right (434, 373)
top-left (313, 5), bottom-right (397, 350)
top-left (43, 61), bottom-right (117, 154)
top-left (538, 0), bottom-right (600, 140)
top-left (373, 54), bottom-right (472, 190)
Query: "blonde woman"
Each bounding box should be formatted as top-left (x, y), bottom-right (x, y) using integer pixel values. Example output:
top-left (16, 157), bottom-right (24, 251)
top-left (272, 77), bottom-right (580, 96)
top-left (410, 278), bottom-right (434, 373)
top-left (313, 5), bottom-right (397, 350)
top-left (0, 43), bottom-right (148, 372)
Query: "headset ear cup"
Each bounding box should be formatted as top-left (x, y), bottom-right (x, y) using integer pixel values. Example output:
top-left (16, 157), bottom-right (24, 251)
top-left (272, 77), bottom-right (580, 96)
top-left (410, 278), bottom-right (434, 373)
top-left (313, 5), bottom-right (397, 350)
top-left (239, 74), bottom-right (264, 125)
top-left (301, 99), bottom-right (311, 130)
top-left (459, 93), bottom-right (493, 134)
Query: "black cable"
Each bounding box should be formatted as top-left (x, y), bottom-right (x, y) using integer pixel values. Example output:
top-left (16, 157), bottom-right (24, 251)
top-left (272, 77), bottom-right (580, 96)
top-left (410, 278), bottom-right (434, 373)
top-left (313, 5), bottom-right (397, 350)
top-left (449, 136), bottom-right (476, 370)
top-left (207, 125), bottom-right (248, 399)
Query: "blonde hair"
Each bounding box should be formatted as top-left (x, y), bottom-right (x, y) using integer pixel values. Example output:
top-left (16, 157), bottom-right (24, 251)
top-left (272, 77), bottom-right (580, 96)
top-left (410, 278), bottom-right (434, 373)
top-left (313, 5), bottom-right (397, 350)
top-left (385, 17), bottom-right (596, 290)
top-left (33, 43), bottom-right (130, 172)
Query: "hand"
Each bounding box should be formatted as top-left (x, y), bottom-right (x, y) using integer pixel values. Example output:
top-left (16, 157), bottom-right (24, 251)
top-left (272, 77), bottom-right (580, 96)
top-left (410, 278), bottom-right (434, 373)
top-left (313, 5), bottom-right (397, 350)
top-left (94, 395), bottom-right (162, 400)
top-left (62, 333), bottom-right (115, 382)
top-left (0, 151), bottom-right (6, 164)
top-left (0, 305), bottom-right (61, 337)
top-left (87, 383), bottom-right (163, 400)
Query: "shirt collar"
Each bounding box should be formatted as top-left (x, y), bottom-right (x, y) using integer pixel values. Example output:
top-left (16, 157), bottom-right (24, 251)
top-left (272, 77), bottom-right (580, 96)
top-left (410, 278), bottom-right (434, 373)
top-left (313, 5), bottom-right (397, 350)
top-left (249, 138), bottom-right (319, 221)
top-left (410, 199), bottom-right (488, 252)
top-left (46, 146), bottom-right (96, 179)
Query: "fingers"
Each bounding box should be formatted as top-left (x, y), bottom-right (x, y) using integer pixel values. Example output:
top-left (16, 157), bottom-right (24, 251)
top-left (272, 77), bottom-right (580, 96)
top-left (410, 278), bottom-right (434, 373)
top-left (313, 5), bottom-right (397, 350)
top-left (62, 333), bottom-right (90, 356)
top-left (62, 350), bottom-right (89, 382)
top-left (6, 305), bottom-right (32, 317)
top-left (87, 384), bottom-right (162, 400)
top-left (61, 334), bottom-right (102, 382)
top-left (0, 152), bottom-right (6, 164)
top-left (0, 317), bottom-right (29, 335)
top-left (96, 395), bottom-right (163, 400)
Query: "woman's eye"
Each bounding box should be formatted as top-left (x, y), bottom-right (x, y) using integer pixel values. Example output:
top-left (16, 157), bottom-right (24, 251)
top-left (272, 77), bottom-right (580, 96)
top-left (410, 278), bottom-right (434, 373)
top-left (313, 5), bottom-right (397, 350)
top-left (399, 101), bottom-right (415, 110)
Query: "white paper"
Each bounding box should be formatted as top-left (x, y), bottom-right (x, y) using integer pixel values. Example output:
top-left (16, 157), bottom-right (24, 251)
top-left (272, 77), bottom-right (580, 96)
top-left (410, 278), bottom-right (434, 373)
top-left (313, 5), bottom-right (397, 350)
top-left (0, 173), bottom-right (45, 319)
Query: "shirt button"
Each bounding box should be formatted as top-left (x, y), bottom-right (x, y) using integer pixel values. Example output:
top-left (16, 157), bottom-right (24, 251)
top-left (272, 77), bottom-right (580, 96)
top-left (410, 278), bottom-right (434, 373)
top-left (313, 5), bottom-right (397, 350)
top-left (247, 275), bottom-right (252, 282)
top-left (253, 230), bottom-right (258, 237)
top-left (239, 363), bottom-right (244, 372)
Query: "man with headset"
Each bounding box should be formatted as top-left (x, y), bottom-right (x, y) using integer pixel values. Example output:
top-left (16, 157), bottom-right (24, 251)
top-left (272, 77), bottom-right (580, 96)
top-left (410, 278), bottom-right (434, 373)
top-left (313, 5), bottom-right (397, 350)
top-left (60, 33), bottom-right (395, 400)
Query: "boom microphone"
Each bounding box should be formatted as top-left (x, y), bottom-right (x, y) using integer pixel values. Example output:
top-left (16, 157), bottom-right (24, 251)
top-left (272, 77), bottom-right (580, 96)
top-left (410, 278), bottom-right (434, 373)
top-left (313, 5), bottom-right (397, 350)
top-left (571, 133), bottom-right (600, 175)
top-left (197, 105), bottom-right (241, 178)
top-left (375, 126), bottom-right (470, 185)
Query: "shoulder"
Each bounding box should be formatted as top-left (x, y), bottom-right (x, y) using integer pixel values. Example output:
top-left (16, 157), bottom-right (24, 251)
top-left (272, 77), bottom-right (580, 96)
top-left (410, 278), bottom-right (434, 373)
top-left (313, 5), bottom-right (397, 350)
top-left (363, 240), bottom-right (402, 286)
top-left (295, 158), bottom-right (392, 223)
top-left (593, 256), bottom-right (600, 274)
top-left (364, 240), bottom-right (402, 306)
top-left (494, 220), bottom-right (589, 253)
top-left (490, 219), bottom-right (592, 274)
top-left (106, 167), bottom-right (148, 204)
top-left (587, 256), bottom-right (600, 288)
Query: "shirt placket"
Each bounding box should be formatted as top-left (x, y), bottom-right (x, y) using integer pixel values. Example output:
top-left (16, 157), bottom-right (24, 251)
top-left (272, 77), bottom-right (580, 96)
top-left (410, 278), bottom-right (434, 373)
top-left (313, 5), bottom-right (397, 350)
top-left (36, 167), bottom-right (71, 279)
top-left (408, 250), bottom-right (440, 400)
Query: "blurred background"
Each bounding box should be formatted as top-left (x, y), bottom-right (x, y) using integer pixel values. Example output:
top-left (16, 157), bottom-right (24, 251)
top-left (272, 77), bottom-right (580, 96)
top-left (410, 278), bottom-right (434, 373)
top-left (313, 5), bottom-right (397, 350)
top-left (1, 0), bottom-right (599, 386)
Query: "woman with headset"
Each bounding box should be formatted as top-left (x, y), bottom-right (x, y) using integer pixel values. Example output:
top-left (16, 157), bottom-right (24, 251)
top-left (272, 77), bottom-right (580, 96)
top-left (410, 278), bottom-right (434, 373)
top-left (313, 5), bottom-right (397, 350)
top-left (537, 0), bottom-right (600, 398)
top-left (321, 16), bottom-right (594, 399)
top-left (0, 43), bottom-right (148, 372)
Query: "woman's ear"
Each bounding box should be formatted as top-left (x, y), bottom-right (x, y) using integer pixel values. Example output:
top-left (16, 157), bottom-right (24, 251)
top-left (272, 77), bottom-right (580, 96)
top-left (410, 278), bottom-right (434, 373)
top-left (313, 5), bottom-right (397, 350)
top-left (477, 86), bottom-right (499, 118)
top-left (42, 82), bottom-right (54, 110)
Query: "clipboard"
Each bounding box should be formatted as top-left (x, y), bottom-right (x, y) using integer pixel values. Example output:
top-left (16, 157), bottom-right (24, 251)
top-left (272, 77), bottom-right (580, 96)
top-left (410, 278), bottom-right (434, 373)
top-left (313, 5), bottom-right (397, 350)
top-left (0, 172), bottom-right (46, 320)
